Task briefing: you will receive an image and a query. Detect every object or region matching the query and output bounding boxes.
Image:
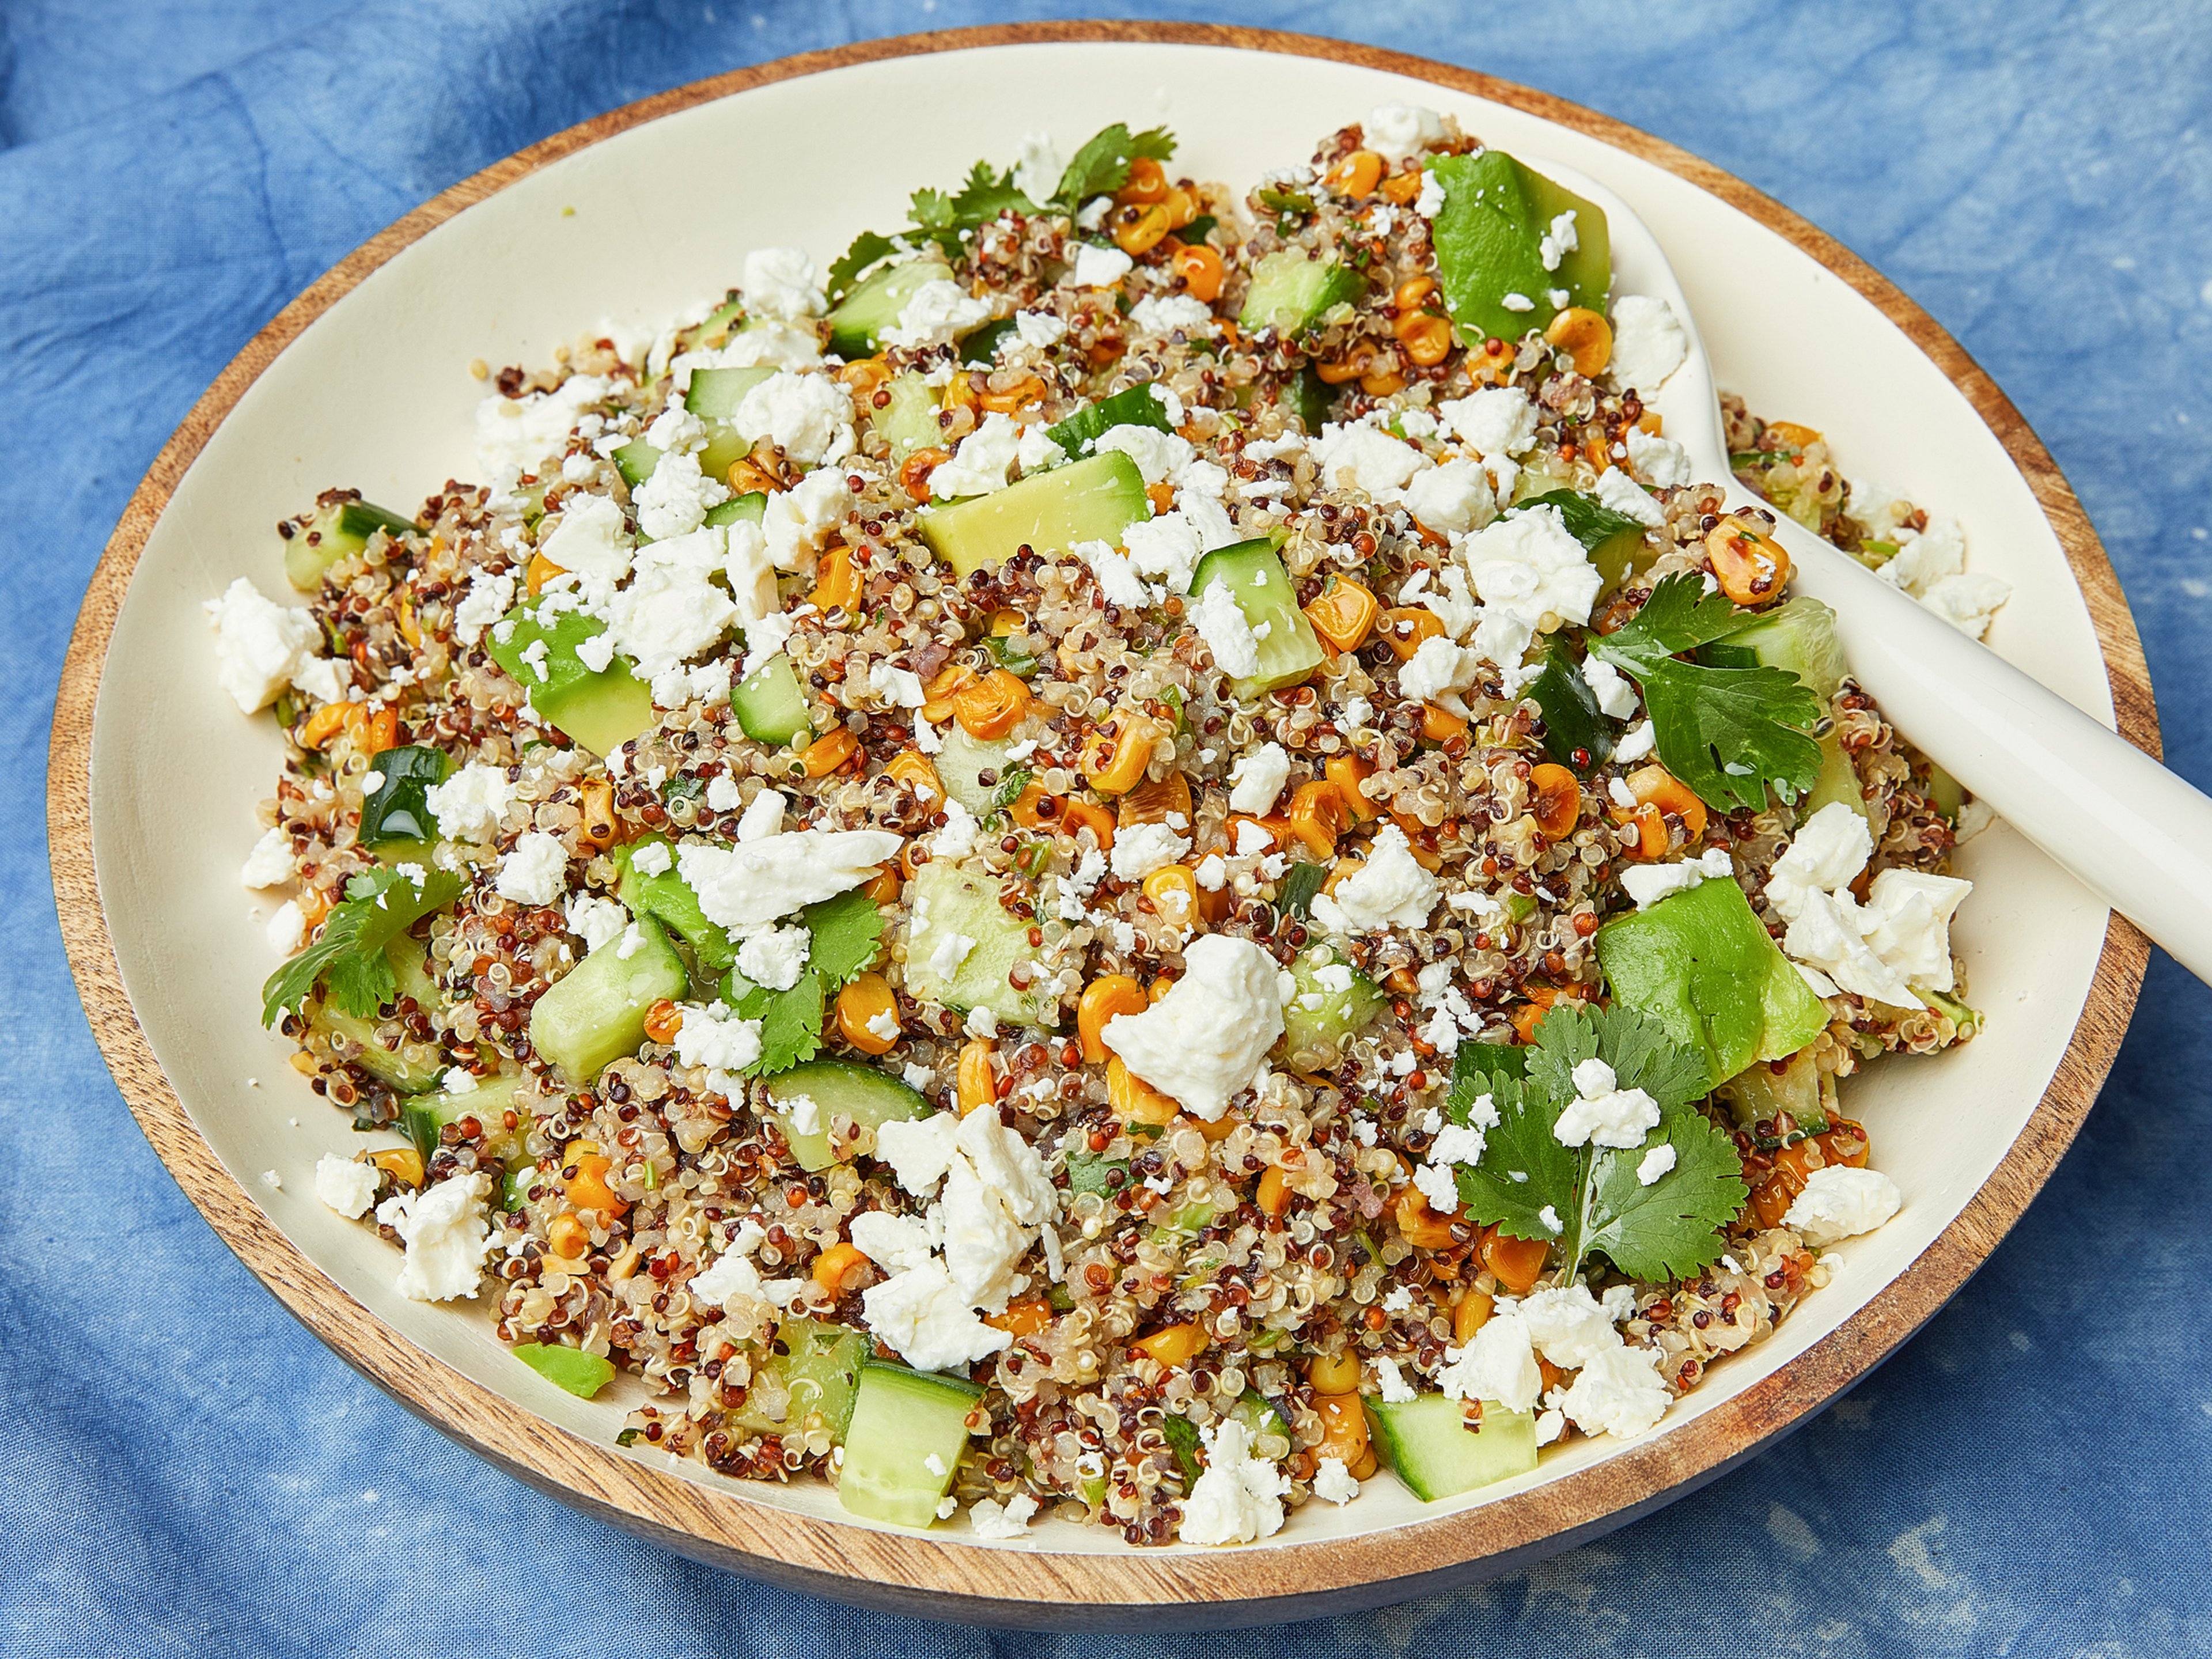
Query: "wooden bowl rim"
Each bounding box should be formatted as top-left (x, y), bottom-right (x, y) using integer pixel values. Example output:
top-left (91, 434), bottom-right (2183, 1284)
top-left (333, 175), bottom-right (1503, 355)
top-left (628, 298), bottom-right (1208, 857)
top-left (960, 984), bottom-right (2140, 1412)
top-left (47, 20), bottom-right (2155, 1630)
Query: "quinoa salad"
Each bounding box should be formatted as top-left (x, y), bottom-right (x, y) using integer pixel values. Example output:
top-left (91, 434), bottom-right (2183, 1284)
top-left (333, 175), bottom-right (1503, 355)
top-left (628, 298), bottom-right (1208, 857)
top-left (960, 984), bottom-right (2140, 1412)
top-left (212, 108), bottom-right (2009, 1547)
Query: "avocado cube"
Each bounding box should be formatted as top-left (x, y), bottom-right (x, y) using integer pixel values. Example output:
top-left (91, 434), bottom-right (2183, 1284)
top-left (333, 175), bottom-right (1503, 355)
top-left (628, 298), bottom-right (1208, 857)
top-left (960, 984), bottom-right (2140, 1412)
top-left (1430, 150), bottom-right (1611, 346)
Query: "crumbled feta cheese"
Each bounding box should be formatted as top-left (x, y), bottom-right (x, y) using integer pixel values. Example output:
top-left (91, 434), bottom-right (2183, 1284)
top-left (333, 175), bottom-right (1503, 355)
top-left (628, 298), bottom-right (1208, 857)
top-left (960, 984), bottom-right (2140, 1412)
top-left (1402, 457), bottom-right (1497, 537)
top-left (1608, 296), bottom-right (1689, 394)
top-left (1624, 427), bottom-right (1692, 488)
top-left (1539, 210), bottom-right (1580, 272)
top-left (1100, 935), bottom-right (1287, 1120)
top-left (1074, 537), bottom-right (1153, 610)
top-left (736, 923), bottom-right (810, 992)
top-left (313, 1154), bottom-right (379, 1219)
top-left (1559, 1342), bottom-right (1671, 1439)
top-left (1519, 1285), bottom-right (1620, 1369)
top-left (1553, 1071), bottom-right (1661, 1149)
top-left (1594, 465), bottom-right (1666, 527)
top-left (240, 826), bottom-right (294, 889)
top-left (1190, 579), bottom-right (1262, 678)
top-left (629, 840), bottom-right (672, 877)
top-left (676, 828), bottom-right (903, 930)
top-left (1310, 825), bottom-right (1439, 935)
top-left (1092, 422), bottom-right (1192, 486)
top-left (1311, 1457), bottom-right (1359, 1505)
top-left (563, 893), bottom-right (628, 954)
top-left (1580, 655), bottom-right (1641, 719)
top-left (1071, 244), bottom-right (1134, 289)
top-left (734, 787), bottom-right (785, 843)
top-left (1636, 1143), bottom-right (1678, 1185)
top-left (968, 1492), bottom-right (1041, 1539)
top-left (1783, 1166), bottom-right (1903, 1245)
top-left (1013, 308), bottom-right (1066, 349)
top-left (1177, 1418), bottom-right (1289, 1546)
top-left (672, 1001), bottom-right (764, 1086)
top-left (203, 578), bottom-right (327, 714)
top-left (452, 569), bottom-right (517, 646)
top-left (741, 246), bottom-right (825, 320)
top-left (645, 403), bottom-right (706, 456)
top-left (1612, 719), bottom-right (1657, 763)
top-left (1412, 1160), bottom-right (1460, 1213)
top-left (630, 450), bottom-right (730, 541)
top-left (1618, 846), bottom-right (1735, 910)
top-left (1397, 634), bottom-right (1483, 716)
top-left (874, 1111), bottom-right (961, 1195)
top-left (1311, 419), bottom-right (1430, 501)
top-left (732, 370), bottom-right (855, 466)
top-left (473, 373), bottom-right (609, 490)
top-left (1440, 1310), bottom-right (1543, 1411)
top-left (1415, 169), bottom-right (1445, 218)
top-left (1374, 1357), bottom-right (1417, 1404)
top-left (1366, 101), bottom-right (1444, 162)
top-left (1122, 511), bottom-right (1206, 593)
top-left (930, 411), bottom-right (1027, 499)
top-left (494, 831), bottom-right (569, 907)
top-left (376, 1173), bottom-right (491, 1302)
top-left (759, 462), bottom-right (851, 574)
top-left (426, 763), bottom-right (518, 842)
top-left (1130, 293), bottom-right (1217, 335)
top-left (1108, 820), bottom-right (1190, 882)
top-left (1461, 504), bottom-right (1604, 629)
top-left (1920, 571), bottom-right (2012, 639)
top-left (540, 491), bottom-right (634, 584)
top-left (927, 929), bottom-right (978, 982)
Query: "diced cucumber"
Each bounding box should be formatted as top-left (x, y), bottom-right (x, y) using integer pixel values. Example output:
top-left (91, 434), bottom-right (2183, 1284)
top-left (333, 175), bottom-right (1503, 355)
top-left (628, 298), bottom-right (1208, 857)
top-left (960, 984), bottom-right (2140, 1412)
top-left (616, 835), bottom-right (737, 978)
top-left (1926, 762), bottom-right (1965, 824)
top-left (528, 915), bottom-right (689, 1085)
top-left (765, 1059), bottom-right (930, 1173)
top-left (729, 653), bottom-right (812, 748)
top-left (1277, 945), bottom-right (1385, 1072)
top-left (1595, 875), bottom-right (1830, 1090)
top-left (730, 1315), bottom-right (869, 1440)
top-left (513, 1342), bottom-right (616, 1399)
top-left (825, 257), bottom-right (955, 359)
top-left (403, 1073), bottom-right (528, 1166)
top-left (1715, 1046), bottom-right (1831, 1147)
top-left (870, 372), bottom-right (945, 460)
top-left (1229, 1389), bottom-right (1297, 1457)
top-left (311, 1001), bottom-right (444, 1094)
top-left (484, 601), bottom-right (656, 757)
top-left (917, 450), bottom-right (1150, 580)
top-left (684, 365), bottom-right (775, 422)
top-left (613, 439), bottom-right (660, 490)
top-left (933, 725), bottom-right (1016, 814)
top-left (1187, 535), bottom-right (1326, 697)
top-left (1065, 1150), bottom-right (1128, 1198)
top-left (1237, 248), bottom-right (1365, 336)
top-left (1804, 732), bottom-right (1864, 820)
top-left (1047, 382), bottom-right (1175, 459)
top-left (703, 491), bottom-right (768, 530)
top-left (1286, 363), bottom-right (1334, 435)
top-left (1524, 644), bottom-right (1613, 771)
top-left (838, 1360), bottom-right (982, 1528)
top-left (1430, 150), bottom-right (1610, 345)
top-left (1519, 488), bottom-right (1652, 593)
top-left (1702, 597), bottom-right (1849, 702)
top-left (1364, 1394), bottom-right (1539, 1502)
top-left (357, 744), bottom-right (450, 850)
top-left (904, 857), bottom-right (1060, 1030)
top-left (287, 497), bottom-right (417, 592)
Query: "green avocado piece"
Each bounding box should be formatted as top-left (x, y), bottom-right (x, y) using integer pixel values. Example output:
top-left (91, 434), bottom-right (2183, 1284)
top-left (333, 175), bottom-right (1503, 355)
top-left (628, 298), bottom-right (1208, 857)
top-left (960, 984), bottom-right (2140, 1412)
top-left (513, 1342), bottom-right (617, 1399)
top-left (616, 834), bottom-right (737, 977)
top-left (1430, 150), bottom-right (1610, 346)
top-left (1594, 873), bottom-right (1828, 1090)
top-left (483, 600), bottom-right (654, 758)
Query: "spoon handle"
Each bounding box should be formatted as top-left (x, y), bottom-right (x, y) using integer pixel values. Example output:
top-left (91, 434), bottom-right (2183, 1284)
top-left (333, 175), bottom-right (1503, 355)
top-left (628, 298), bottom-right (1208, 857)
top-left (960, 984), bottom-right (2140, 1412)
top-left (1762, 507), bottom-right (2212, 981)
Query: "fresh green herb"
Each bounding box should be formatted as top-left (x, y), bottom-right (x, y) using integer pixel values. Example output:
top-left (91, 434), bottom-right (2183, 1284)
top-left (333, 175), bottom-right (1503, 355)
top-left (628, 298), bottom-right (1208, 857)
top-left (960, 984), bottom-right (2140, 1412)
top-left (1161, 1412), bottom-right (1204, 1486)
top-left (960, 317), bottom-right (1018, 367)
top-left (991, 765), bottom-right (1035, 810)
top-left (615, 1427), bottom-right (643, 1448)
top-left (1256, 184), bottom-right (1315, 215)
top-left (718, 889), bottom-right (884, 1077)
top-left (261, 866), bottom-right (463, 1025)
top-left (1452, 1004), bottom-right (1746, 1283)
top-left (1524, 646), bottom-right (1613, 771)
top-left (915, 158), bottom-right (1035, 236)
top-left (983, 632), bottom-right (1040, 677)
top-left (802, 889), bottom-right (887, 992)
top-left (1591, 573), bottom-right (1824, 813)
top-left (1275, 862), bottom-right (1327, 919)
top-left (357, 744), bottom-right (450, 848)
top-left (660, 774), bottom-right (706, 809)
top-left (825, 231), bottom-right (902, 306)
top-left (1181, 213), bottom-right (1218, 244)
top-left (1053, 123), bottom-right (1176, 211)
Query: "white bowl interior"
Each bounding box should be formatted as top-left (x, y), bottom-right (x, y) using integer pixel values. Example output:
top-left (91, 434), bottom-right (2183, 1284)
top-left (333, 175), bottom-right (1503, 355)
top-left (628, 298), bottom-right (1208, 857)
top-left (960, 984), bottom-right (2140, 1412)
top-left (90, 41), bottom-right (2117, 1562)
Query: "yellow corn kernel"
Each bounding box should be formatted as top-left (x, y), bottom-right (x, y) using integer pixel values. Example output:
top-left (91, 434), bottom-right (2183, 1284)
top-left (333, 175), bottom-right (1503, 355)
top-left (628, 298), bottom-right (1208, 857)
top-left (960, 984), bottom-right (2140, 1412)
top-left (809, 544), bottom-right (861, 614)
top-left (526, 551), bottom-right (564, 596)
top-left (988, 1296), bottom-right (1055, 1336)
top-left (298, 700), bottom-right (354, 750)
top-left (1321, 149), bottom-right (1384, 199)
top-left (1080, 716), bottom-right (1162, 796)
top-left (1324, 755), bottom-right (1378, 822)
top-left (565, 1145), bottom-right (627, 1216)
top-left (1453, 1288), bottom-right (1495, 1346)
top-left (919, 662), bottom-right (975, 724)
top-left (1544, 306), bottom-right (1613, 376)
top-left (1130, 1322), bottom-right (1207, 1368)
top-left (885, 748), bottom-right (941, 801)
top-left (369, 1146), bottom-right (423, 1187)
top-left (1077, 974), bottom-right (1149, 1064)
top-left (812, 1240), bottom-right (869, 1294)
top-left (952, 668), bottom-right (1031, 740)
top-left (1255, 1165), bottom-right (1291, 1218)
top-left (957, 1038), bottom-right (997, 1115)
top-left (1313, 1392), bottom-right (1371, 1468)
top-left (799, 728), bottom-right (858, 779)
top-left (835, 973), bottom-right (899, 1055)
top-left (1419, 703), bottom-right (1469, 743)
top-left (546, 1214), bottom-right (592, 1259)
top-left (642, 999), bottom-right (683, 1044)
top-left (1113, 202), bottom-right (1175, 256)
top-left (1306, 1350), bottom-right (1362, 1395)
top-left (1380, 607), bottom-right (1444, 661)
top-left (1287, 780), bottom-right (1351, 860)
top-left (1303, 575), bottom-right (1378, 653)
top-left (1142, 863), bottom-right (1202, 928)
top-left (1393, 310), bottom-right (1455, 366)
top-left (1107, 1056), bottom-right (1178, 1126)
top-left (1706, 515), bottom-right (1792, 607)
top-left (1059, 798), bottom-right (1116, 850)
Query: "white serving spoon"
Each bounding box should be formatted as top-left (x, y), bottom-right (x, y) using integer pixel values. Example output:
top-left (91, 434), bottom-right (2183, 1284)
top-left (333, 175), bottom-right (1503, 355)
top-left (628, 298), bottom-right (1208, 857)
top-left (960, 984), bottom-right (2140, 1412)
top-left (1527, 159), bottom-right (2212, 987)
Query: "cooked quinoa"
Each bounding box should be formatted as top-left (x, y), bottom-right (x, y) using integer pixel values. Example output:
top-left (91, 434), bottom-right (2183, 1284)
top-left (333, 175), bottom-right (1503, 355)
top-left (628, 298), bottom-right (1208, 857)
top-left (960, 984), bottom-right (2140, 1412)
top-left (217, 106), bottom-right (1999, 1547)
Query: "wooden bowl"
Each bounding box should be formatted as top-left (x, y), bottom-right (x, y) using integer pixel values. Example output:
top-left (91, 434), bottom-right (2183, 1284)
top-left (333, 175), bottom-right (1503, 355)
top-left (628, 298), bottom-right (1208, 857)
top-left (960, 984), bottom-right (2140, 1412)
top-left (48, 22), bottom-right (2154, 1631)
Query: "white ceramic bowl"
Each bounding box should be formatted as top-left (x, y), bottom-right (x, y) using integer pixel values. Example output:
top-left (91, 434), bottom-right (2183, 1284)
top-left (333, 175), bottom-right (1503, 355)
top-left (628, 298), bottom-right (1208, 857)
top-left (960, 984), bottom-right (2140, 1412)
top-left (53, 25), bottom-right (2151, 1630)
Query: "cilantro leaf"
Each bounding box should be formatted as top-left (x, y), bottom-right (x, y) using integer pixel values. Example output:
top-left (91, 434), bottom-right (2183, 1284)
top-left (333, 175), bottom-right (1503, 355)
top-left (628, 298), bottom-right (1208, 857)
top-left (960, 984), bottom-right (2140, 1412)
top-left (261, 866), bottom-right (463, 1026)
top-left (825, 230), bottom-right (899, 305)
top-left (1446, 1039), bottom-right (1527, 1122)
top-left (1593, 573), bottom-right (1823, 813)
top-left (990, 764), bottom-right (1035, 812)
top-left (908, 185), bottom-right (956, 232)
top-left (1579, 1107), bottom-right (1749, 1282)
top-left (728, 969), bottom-right (826, 1078)
top-left (1452, 1073), bottom-right (1578, 1247)
top-left (1053, 123), bottom-right (1176, 210)
top-left (1526, 1003), bottom-right (1708, 1116)
top-left (802, 889), bottom-right (886, 992)
top-left (949, 159), bottom-right (1035, 226)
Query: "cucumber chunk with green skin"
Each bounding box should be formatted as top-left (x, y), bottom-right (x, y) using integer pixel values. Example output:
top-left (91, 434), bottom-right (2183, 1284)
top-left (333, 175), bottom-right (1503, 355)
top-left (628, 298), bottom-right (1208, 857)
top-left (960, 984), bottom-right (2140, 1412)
top-left (904, 857), bottom-right (1062, 1029)
top-left (703, 491), bottom-right (767, 530)
top-left (918, 450), bottom-right (1150, 581)
top-left (933, 725), bottom-right (1016, 814)
top-left (869, 372), bottom-right (945, 460)
top-left (838, 1360), bottom-right (983, 1528)
top-left (1046, 382), bottom-right (1175, 458)
top-left (765, 1059), bottom-right (930, 1172)
top-left (730, 1315), bottom-right (869, 1439)
top-left (529, 915), bottom-right (689, 1085)
top-left (1230, 1388), bottom-right (1297, 1455)
top-left (1518, 488), bottom-right (1652, 593)
top-left (729, 653), bottom-right (812, 748)
top-left (1364, 1394), bottom-right (1539, 1502)
top-left (825, 257), bottom-right (955, 359)
top-left (1065, 1150), bottom-right (1129, 1198)
top-left (1525, 645), bottom-right (1613, 771)
top-left (1237, 248), bottom-right (1365, 335)
top-left (684, 365), bottom-right (775, 422)
top-left (403, 1073), bottom-right (528, 1167)
top-left (960, 318), bottom-right (1018, 367)
top-left (613, 438), bottom-right (660, 490)
top-left (484, 601), bottom-right (655, 757)
top-left (1277, 945), bottom-right (1385, 1072)
top-left (357, 745), bottom-right (451, 849)
top-left (1715, 1046), bottom-right (1831, 1148)
top-left (513, 1342), bottom-right (617, 1399)
top-left (1595, 875), bottom-right (1830, 1090)
top-left (1430, 150), bottom-right (1609, 345)
top-left (1188, 536), bottom-right (1327, 697)
top-left (287, 497), bottom-right (417, 592)
top-left (1287, 363), bottom-right (1335, 435)
top-left (616, 835), bottom-right (737, 975)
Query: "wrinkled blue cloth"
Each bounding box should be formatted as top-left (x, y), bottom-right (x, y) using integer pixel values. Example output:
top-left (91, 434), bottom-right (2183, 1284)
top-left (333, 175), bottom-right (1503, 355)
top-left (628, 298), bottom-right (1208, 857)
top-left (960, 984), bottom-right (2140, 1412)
top-left (4, 2), bottom-right (2209, 1653)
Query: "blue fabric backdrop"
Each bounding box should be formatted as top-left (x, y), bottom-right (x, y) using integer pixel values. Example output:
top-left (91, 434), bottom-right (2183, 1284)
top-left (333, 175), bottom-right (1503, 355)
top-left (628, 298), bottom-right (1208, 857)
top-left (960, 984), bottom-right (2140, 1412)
top-left (3, 3), bottom-right (2208, 1654)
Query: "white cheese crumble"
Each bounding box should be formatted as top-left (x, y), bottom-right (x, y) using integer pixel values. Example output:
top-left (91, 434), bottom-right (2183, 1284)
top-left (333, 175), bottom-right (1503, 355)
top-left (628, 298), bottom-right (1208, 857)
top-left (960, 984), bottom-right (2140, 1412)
top-left (1177, 1418), bottom-right (1289, 1546)
top-left (676, 828), bottom-right (902, 930)
top-left (1783, 1166), bottom-right (1903, 1245)
top-left (494, 831), bottom-right (569, 907)
top-left (1365, 101), bottom-right (1444, 162)
top-left (1594, 465), bottom-right (1666, 526)
top-left (1108, 821), bottom-right (1190, 883)
top-left (741, 246), bottom-right (825, 320)
top-left (1311, 825), bottom-right (1440, 935)
top-left (1608, 296), bottom-right (1689, 394)
top-left (968, 1493), bottom-right (1041, 1539)
top-left (1190, 579), bottom-right (1262, 678)
top-left (736, 923), bottom-right (810, 993)
top-left (375, 1173), bottom-right (491, 1302)
top-left (313, 1154), bottom-right (380, 1219)
top-left (1619, 847), bottom-right (1735, 911)
top-left (240, 826), bottom-right (294, 889)
top-left (203, 578), bottom-right (329, 714)
top-left (1637, 1143), bottom-right (1679, 1185)
top-left (1100, 935), bottom-right (1287, 1121)
top-left (732, 370), bottom-right (855, 466)
top-left (1559, 1342), bottom-right (1672, 1440)
top-left (1624, 426), bottom-right (1692, 488)
top-left (1071, 244), bottom-right (1134, 289)
top-left (426, 763), bottom-right (518, 842)
top-left (1226, 742), bottom-right (1292, 815)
